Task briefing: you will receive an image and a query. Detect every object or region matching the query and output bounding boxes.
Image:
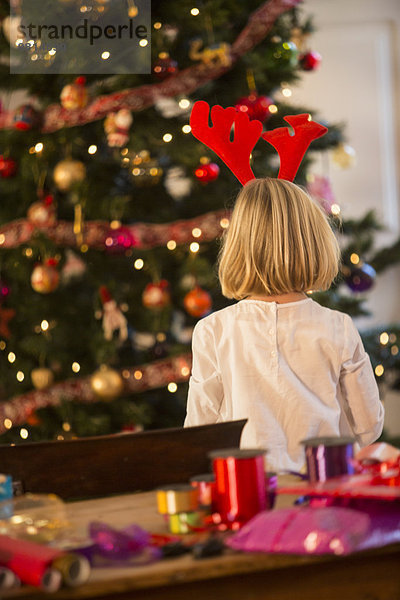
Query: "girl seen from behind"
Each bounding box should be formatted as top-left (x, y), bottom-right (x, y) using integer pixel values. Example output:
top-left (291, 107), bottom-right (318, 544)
top-left (184, 177), bottom-right (384, 471)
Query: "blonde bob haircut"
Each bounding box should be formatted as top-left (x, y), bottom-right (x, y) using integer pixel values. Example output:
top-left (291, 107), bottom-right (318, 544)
top-left (218, 177), bottom-right (341, 299)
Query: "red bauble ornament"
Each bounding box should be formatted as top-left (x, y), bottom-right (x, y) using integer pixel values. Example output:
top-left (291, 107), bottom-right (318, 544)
top-left (0, 156), bottom-right (17, 178)
top-left (13, 104), bottom-right (41, 131)
top-left (31, 260), bottom-right (60, 294)
top-left (104, 225), bottom-right (136, 254)
top-left (235, 93), bottom-right (273, 122)
top-left (142, 280), bottom-right (171, 310)
top-left (153, 53), bottom-right (178, 79)
top-left (184, 286), bottom-right (212, 318)
top-left (299, 51), bottom-right (322, 71)
top-left (194, 161), bottom-right (220, 184)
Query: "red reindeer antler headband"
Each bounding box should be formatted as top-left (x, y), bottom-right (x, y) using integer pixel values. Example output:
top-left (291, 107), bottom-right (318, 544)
top-left (189, 100), bottom-right (328, 184)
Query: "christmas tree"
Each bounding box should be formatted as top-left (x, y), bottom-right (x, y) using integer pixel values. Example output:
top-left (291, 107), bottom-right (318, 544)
top-left (0, 0), bottom-right (399, 444)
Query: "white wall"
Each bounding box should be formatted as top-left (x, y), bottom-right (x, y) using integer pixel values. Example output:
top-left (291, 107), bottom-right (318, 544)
top-left (292, 0), bottom-right (400, 328)
top-left (293, 0), bottom-right (400, 436)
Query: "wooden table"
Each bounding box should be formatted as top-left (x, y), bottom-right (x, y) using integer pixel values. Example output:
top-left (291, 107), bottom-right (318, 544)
top-left (4, 481), bottom-right (400, 600)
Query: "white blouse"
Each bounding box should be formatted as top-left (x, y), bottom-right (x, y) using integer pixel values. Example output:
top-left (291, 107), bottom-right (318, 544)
top-left (184, 298), bottom-right (384, 472)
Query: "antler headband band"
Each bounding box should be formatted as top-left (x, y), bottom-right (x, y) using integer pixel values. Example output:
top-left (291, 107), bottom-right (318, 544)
top-left (189, 100), bottom-right (328, 184)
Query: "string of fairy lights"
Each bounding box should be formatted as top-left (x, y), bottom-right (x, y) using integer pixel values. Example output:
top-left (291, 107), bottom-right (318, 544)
top-left (1, 2), bottom-right (381, 441)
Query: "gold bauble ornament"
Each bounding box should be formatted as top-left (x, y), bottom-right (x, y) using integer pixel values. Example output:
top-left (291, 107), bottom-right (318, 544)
top-left (332, 143), bottom-right (356, 169)
top-left (31, 367), bottom-right (54, 390)
top-left (31, 263), bottom-right (60, 294)
top-left (27, 200), bottom-right (56, 227)
top-left (90, 365), bottom-right (124, 401)
top-left (53, 159), bottom-right (86, 192)
top-left (60, 77), bottom-right (88, 110)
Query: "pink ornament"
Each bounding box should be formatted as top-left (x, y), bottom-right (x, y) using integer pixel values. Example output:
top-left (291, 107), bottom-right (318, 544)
top-left (306, 175), bottom-right (336, 214)
top-left (0, 278), bottom-right (10, 302)
top-left (235, 93), bottom-right (273, 122)
top-left (61, 249), bottom-right (86, 284)
top-left (104, 226), bottom-right (136, 254)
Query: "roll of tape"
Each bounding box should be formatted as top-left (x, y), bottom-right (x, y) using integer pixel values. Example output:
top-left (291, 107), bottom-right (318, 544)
top-left (157, 485), bottom-right (198, 515)
top-left (168, 511), bottom-right (203, 535)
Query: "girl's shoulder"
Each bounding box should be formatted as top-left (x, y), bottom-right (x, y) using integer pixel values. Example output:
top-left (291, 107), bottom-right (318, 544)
top-left (195, 302), bottom-right (238, 328)
top-left (196, 299), bottom-right (354, 329)
top-left (307, 300), bottom-right (353, 323)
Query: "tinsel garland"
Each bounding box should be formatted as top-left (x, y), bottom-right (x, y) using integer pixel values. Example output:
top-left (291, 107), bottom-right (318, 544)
top-left (0, 208), bottom-right (229, 249)
top-left (0, 0), bottom-right (300, 132)
top-left (0, 353), bottom-right (192, 434)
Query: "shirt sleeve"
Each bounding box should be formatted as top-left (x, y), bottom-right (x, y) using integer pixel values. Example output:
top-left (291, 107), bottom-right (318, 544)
top-left (339, 314), bottom-right (384, 446)
top-left (184, 319), bottom-right (224, 427)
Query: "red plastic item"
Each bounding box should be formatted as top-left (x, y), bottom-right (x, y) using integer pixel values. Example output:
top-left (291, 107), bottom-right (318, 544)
top-left (279, 470), bottom-right (400, 501)
top-left (0, 534), bottom-right (63, 590)
top-left (190, 101), bottom-right (263, 185)
top-left (190, 101), bottom-right (328, 184)
top-left (262, 114), bottom-right (327, 181)
top-left (209, 449), bottom-right (267, 529)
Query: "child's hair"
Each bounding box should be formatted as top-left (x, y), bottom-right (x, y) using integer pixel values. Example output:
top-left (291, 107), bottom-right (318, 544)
top-left (218, 177), bottom-right (341, 300)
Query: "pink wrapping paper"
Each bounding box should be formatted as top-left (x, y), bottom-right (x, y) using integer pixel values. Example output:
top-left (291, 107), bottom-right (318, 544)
top-left (225, 503), bottom-right (400, 556)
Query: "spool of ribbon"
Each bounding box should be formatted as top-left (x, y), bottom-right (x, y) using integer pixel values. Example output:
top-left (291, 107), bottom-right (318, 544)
top-left (0, 566), bottom-right (20, 590)
top-left (168, 512), bottom-right (204, 535)
top-left (189, 474), bottom-right (215, 511)
top-left (266, 472), bottom-right (278, 509)
top-left (156, 485), bottom-right (198, 515)
top-left (0, 534), bottom-right (90, 591)
top-left (208, 448), bottom-right (268, 529)
top-left (301, 436), bottom-right (355, 483)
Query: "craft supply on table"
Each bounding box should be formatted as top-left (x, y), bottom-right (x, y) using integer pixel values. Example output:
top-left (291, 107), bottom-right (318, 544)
top-left (266, 472), bottom-right (278, 509)
top-left (189, 474), bottom-right (215, 511)
top-left (301, 436), bottom-right (355, 483)
top-left (0, 493), bottom-right (69, 543)
top-left (208, 448), bottom-right (269, 529)
top-left (226, 506), bottom-right (371, 556)
top-left (0, 566), bottom-right (20, 590)
top-left (156, 484), bottom-right (198, 516)
top-left (0, 534), bottom-right (90, 591)
top-left (279, 441), bottom-right (400, 501)
top-left (0, 474), bottom-right (13, 503)
top-left (168, 511), bottom-right (205, 535)
top-left (155, 484), bottom-right (206, 534)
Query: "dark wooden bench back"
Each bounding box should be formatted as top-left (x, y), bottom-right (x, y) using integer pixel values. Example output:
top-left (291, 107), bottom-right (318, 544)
top-left (0, 420), bottom-right (246, 499)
